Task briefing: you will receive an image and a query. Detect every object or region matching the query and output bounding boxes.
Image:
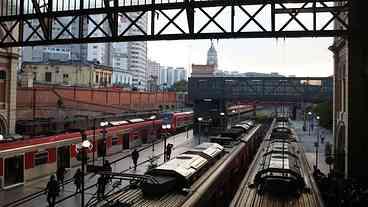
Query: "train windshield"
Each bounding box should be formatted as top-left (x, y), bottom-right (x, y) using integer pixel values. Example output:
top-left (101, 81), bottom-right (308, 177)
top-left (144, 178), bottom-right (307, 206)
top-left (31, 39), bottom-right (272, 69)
top-left (160, 112), bottom-right (173, 124)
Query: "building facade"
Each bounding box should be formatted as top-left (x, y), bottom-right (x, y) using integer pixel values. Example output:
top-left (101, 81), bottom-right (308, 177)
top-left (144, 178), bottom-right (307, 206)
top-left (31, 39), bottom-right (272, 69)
top-left (21, 62), bottom-right (113, 87)
top-left (0, 49), bottom-right (18, 136)
top-left (147, 60), bottom-right (160, 91)
top-left (22, 17), bottom-right (89, 64)
top-left (22, 14), bottom-right (147, 90)
top-left (191, 41), bottom-right (218, 77)
top-left (329, 11), bottom-right (349, 178)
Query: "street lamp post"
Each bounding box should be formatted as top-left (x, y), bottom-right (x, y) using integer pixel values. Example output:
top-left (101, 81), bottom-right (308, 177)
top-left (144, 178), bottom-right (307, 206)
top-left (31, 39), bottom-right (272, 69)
top-left (161, 124), bottom-right (171, 162)
top-left (149, 115), bottom-right (157, 153)
top-left (79, 132), bottom-right (92, 207)
top-left (100, 121), bottom-right (108, 164)
top-left (92, 118), bottom-right (96, 165)
top-left (220, 112), bottom-right (225, 130)
top-left (197, 117), bottom-right (203, 145)
top-left (315, 116), bottom-right (320, 169)
top-left (308, 111), bottom-right (312, 136)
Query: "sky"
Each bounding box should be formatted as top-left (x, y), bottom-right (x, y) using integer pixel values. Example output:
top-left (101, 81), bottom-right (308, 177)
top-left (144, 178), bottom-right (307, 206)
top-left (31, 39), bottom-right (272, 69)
top-left (146, 3), bottom-right (337, 77)
top-left (147, 37), bottom-right (334, 77)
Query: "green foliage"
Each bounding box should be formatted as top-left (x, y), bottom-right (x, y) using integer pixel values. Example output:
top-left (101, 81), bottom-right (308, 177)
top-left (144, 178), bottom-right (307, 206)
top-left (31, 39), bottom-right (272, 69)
top-left (171, 80), bottom-right (188, 92)
top-left (313, 101), bottom-right (333, 130)
top-left (254, 112), bottom-right (270, 123)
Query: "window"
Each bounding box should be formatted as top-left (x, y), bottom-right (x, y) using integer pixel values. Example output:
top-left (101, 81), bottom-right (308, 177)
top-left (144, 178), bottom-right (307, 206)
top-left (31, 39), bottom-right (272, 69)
top-left (34, 151), bottom-right (48, 166)
top-left (63, 74), bottom-right (69, 79)
top-left (96, 74), bottom-right (99, 83)
top-left (112, 137), bottom-right (119, 146)
top-left (0, 71), bottom-right (6, 80)
top-left (45, 72), bottom-right (52, 82)
top-left (33, 72), bottom-right (37, 81)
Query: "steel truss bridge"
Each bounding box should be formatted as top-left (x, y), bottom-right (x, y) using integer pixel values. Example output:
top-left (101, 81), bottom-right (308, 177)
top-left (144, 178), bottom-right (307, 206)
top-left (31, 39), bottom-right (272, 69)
top-left (189, 76), bottom-right (332, 103)
top-left (0, 0), bottom-right (348, 47)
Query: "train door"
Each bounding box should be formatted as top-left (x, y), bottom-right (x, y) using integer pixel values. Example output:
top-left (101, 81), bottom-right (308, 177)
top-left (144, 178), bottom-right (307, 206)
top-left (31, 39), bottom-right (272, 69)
top-left (141, 129), bottom-right (148, 144)
top-left (57, 146), bottom-right (70, 169)
top-left (97, 139), bottom-right (106, 157)
top-left (122, 133), bottom-right (129, 150)
top-left (4, 155), bottom-right (24, 188)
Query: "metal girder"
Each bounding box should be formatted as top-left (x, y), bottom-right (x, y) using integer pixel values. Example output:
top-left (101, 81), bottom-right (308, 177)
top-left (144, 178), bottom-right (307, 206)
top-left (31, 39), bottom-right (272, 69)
top-left (0, 0), bottom-right (349, 47)
top-left (189, 77), bottom-right (332, 103)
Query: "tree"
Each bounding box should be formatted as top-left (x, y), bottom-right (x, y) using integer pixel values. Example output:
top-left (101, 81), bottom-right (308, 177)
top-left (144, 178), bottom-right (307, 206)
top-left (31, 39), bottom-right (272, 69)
top-left (171, 80), bottom-right (188, 92)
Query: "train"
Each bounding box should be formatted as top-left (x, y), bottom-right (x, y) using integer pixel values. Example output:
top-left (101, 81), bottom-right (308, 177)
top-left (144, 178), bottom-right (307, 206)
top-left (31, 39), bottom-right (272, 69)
top-left (230, 116), bottom-right (324, 207)
top-left (0, 111), bottom-right (193, 189)
top-left (93, 119), bottom-right (272, 207)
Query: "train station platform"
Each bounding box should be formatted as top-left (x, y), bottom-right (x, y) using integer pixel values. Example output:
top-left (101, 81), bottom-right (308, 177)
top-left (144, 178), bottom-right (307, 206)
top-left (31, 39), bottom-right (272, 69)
top-left (291, 120), bottom-right (333, 175)
top-left (0, 130), bottom-right (194, 207)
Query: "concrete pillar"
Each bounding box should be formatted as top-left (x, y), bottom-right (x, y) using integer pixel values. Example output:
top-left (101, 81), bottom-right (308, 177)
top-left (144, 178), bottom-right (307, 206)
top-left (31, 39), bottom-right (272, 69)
top-left (347, 1), bottom-right (368, 183)
top-left (0, 49), bottom-right (19, 135)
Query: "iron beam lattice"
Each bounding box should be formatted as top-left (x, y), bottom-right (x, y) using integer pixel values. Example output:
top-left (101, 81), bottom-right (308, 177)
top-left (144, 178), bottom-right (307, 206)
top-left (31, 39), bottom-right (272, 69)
top-left (0, 0), bottom-right (349, 47)
top-left (189, 76), bottom-right (332, 103)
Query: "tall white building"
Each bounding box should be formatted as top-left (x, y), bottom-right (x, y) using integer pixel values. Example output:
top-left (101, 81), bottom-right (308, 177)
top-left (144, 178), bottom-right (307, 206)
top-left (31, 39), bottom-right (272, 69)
top-left (159, 66), bottom-right (187, 87)
top-left (22, 17), bottom-right (89, 64)
top-left (147, 60), bottom-right (160, 80)
top-left (159, 66), bottom-right (168, 86)
top-left (167, 67), bottom-right (175, 86)
top-left (174, 67), bottom-right (187, 82)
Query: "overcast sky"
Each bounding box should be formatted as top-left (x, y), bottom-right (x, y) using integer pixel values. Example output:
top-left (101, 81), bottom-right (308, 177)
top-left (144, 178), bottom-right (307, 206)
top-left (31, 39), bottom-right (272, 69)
top-left (146, 3), bottom-right (335, 77)
top-left (147, 38), bottom-right (334, 77)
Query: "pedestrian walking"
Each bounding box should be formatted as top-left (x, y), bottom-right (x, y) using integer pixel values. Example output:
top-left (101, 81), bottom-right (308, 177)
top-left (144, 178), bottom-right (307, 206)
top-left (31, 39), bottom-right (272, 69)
top-left (97, 175), bottom-right (107, 200)
top-left (166, 143), bottom-right (173, 161)
top-left (56, 167), bottom-right (66, 190)
top-left (46, 175), bottom-right (58, 207)
top-left (73, 168), bottom-right (83, 193)
top-left (132, 149), bottom-right (139, 171)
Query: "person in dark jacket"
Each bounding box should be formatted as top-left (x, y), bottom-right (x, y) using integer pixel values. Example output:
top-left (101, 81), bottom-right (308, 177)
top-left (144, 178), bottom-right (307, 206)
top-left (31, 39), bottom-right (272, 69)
top-left (166, 143), bottom-right (173, 161)
top-left (56, 167), bottom-right (66, 190)
top-left (97, 175), bottom-right (107, 200)
top-left (73, 168), bottom-right (83, 193)
top-left (132, 149), bottom-right (139, 171)
top-left (46, 175), bottom-right (58, 207)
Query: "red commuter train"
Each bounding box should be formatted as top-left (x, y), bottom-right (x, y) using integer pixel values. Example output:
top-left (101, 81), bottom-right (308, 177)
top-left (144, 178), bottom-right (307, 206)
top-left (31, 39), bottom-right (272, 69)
top-left (0, 111), bottom-right (193, 189)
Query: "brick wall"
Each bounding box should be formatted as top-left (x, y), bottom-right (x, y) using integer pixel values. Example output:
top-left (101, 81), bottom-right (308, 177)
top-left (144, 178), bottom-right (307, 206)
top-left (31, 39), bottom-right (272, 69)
top-left (17, 86), bottom-right (177, 120)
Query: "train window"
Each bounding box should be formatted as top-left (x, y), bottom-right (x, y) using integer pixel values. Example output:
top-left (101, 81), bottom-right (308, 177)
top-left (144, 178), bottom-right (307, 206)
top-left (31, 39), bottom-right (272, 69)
top-left (112, 137), bottom-right (119, 146)
top-left (0, 71), bottom-right (6, 80)
top-left (34, 151), bottom-right (49, 166)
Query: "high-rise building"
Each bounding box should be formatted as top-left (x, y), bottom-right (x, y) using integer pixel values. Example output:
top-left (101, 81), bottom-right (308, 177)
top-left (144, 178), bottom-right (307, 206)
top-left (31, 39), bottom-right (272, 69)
top-left (22, 17), bottom-right (89, 64)
top-left (174, 67), bottom-right (187, 82)
top-left (147, 60), bottom-right (160, 90)
top-left (159, 66), bottom-right (168, 86)
top-left (125, 13), bottom-right (148, 90)
top-left (166, 67), bottom-right (175, 86)
top-left (147, 60), bottom-right (160, 80)
top-left (22, 13), bottom-right (148, 89)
